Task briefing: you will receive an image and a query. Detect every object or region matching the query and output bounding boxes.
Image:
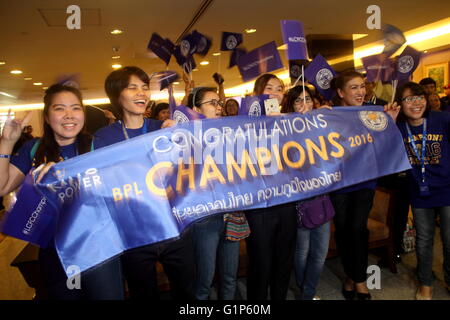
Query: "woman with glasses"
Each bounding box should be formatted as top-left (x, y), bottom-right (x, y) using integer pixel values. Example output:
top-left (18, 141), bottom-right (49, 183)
top-left (394, 82), bottom-right (450, 300)
top-left (280, 86), bottom-right (331, 300)
top-left (187, 87), bottom-right (247, 300)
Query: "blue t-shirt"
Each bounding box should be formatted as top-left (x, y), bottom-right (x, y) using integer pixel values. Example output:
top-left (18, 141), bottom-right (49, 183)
top-left (93, 118), bottom-right (163, 149)
top-left (11, 138), bottom-right (78, 175)
top-left (397, 111), bottom-right (450, 208)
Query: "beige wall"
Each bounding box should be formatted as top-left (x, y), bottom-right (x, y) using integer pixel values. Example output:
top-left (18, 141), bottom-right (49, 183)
top-left (14, 110), bottom-right (43, 137)
top-left (412, 48), bottom-right (450, 96)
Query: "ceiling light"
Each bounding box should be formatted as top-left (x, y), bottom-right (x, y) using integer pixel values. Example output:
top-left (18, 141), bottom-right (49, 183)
top-left (0, 61), bottom-right (5, 65)
top-left (24, 78), bottom-right (32, 80)
top-left (112, 55), bottom-right (121, 59)
top-left (212, 52), bottom-right (221, 56)
top-left (0, 91), bottom-right (16, 98)
top-left (192, 68), bottom-right (199, 72)
top-left (10, 70), bottom-right (23, 74)
top-left (244, 28), bottom-right (257, 34)
top-left (352, 34), bottom-right (368, 41)
top-left (43, 87), bottom-right (48, 90)
top-left (200, 61), bottom-right (209, 66)
top-left (110, 29), bottom-right (123, 35)
top-left (424, 50), bottom-right (428, 53)
top-left (173, 82), bottom-right (180, 85)
top-left (112, 64), bottom-right (122, 69)
top-left (33, 82), bottom-right (43, 86)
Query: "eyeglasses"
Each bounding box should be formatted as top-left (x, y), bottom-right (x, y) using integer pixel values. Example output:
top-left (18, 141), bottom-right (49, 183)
top-left (294, 96), bottom-right (313, 104)
top-left (402, 95), bottom-right (426, 104)
top-left (199, 99), bottom-right (224, 107)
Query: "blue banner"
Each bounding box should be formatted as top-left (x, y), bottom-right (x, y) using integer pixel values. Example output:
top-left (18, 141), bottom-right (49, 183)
top-left (1, 107), bottom-right (411, 275)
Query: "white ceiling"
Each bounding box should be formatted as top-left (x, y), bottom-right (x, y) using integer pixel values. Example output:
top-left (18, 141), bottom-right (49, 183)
top-left (0, 0), bottom-right (449, 105)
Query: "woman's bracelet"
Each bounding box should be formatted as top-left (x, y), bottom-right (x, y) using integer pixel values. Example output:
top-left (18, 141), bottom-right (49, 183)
top-left (0, 154), bottom-right (11, 159)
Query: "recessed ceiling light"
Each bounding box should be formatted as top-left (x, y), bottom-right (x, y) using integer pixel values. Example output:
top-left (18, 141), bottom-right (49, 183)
top-left (24, 77), bottom-right (32, 80)
top-left (173, 82), bottom-right (180, 85)
top-left (43, 87), bottom-right (48, 90)
top-left (110, 29), bottom-right (123, 35)
top-left (193, 68), bottom-right (199, 72)
top-left (10, 70), bottom-right (23, 74)
top-left (244, 28), bottom-right (257, 34)
top-left (200, 61), bottom-right (209, 66)
top-left (112, 64), bottom-right (122, 69)
top-left (0, 61), bottom-right (5, 65)
top-left (212, 52), bottom-right (221, 56)
top-left (112, 55), bottom-right (121, 59)
top-left (33, 82), bottom-right (43, 86)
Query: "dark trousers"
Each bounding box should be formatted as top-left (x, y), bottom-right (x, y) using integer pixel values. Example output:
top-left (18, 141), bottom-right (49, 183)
top-left (121, 231), bottom-right (195, 300)
top-left (378, 173), bottom-right (411, 255)
top-left (38, 247), bottom-right (124, 300)
top-left (244, 202), bottom-right (297, 300)
top-left (331, 188), bottom-right (375, 283)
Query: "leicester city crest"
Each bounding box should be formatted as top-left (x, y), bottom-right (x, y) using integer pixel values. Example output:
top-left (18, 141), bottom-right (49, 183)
top-left (173, 110), bottom-right (190, 123)
top-left (398, 55), bottom-right (414, 74)
top-left (180, 40), bottom-right (190, 57)
top-left (226, 35), bottom-right (238, 50)
top-left (248, 100), bottom-right (262, 117)
top-left (197, 37), bottom-right (207, 53)
top-left (315, 68), bottom-right (333, 90)
top-left (290, 65), bottom-right (301, 78)
top-left (359, 111), bottom-right (388, 132)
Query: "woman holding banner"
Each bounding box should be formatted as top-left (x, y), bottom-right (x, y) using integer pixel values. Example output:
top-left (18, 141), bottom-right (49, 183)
top-left (394, 82), bottom-right (450, 300)
top-left (187, 86), bottom-right (249, 300)
top-left (244, 73), bottom-right (298, 300)
top-left (281, 85), bottom-right (331, 300)
top-left (93, 66), bottom-right (194, 300)
top-left (331, 70), bottom-right (376, 300)
top-left (0, 84), bottom-right (124, 299)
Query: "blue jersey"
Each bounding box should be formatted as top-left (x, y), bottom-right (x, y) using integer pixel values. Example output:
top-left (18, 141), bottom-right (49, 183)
top-left (397, 111), bottom-right (450, 208)
top-left (93, 118), bottom-right (163, 149)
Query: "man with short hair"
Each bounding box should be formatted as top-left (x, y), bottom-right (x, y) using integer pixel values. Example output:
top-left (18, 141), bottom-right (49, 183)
top-left (419, 77), bottom-right (437, 95)
top-left (364, 78), bottom-right (387, 106)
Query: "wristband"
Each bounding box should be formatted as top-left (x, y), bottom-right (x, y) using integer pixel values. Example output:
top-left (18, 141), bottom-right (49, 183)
top-left (0, 154), bottom-right (11, 159)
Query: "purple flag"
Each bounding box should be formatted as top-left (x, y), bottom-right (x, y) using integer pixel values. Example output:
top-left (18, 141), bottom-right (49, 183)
top-left (174, 46), bottom-right (197, 73)
top-left (221, 32), bottom-right (243, 51)
top-left (173, 105), bottom-right (206, 123)
top-left (304, 54), bottom-right (337, 101)
top-left (179, 33), bottom-right (197, 57)
top-left (280, 20), bottom-right (308, 61)
top-left (168, 85), bottom-right (177, 119)
top-left (396, 46), bottom-right (422, 85)
top-left (147, 33), bottom-right (174, 65)
top-left (0, 173), bottom-right (57, 248)
top-left (238, 95), bottom-right (270, 116)
top-left (151, 70), bottom-right (180, 91)
top-left (229, 47), bottom-right (247, 68)
top-left (382, 24), bottom-right (406, 57)
top-left (362, 53), bottom-right (396, 82)
top-left (237, 41), bottom-right (284, 82)
top-left (192, 30), bottom-right (212, 57)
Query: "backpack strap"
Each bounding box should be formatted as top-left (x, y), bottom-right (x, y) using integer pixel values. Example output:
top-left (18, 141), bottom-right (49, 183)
top-left (29, 139), bottom-right (41, 160)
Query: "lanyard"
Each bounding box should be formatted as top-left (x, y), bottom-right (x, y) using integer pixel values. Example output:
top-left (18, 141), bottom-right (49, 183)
top-left (405, 119), bottom-right (427, 183)
top-left (120, 118), bottom-right (148, 140)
